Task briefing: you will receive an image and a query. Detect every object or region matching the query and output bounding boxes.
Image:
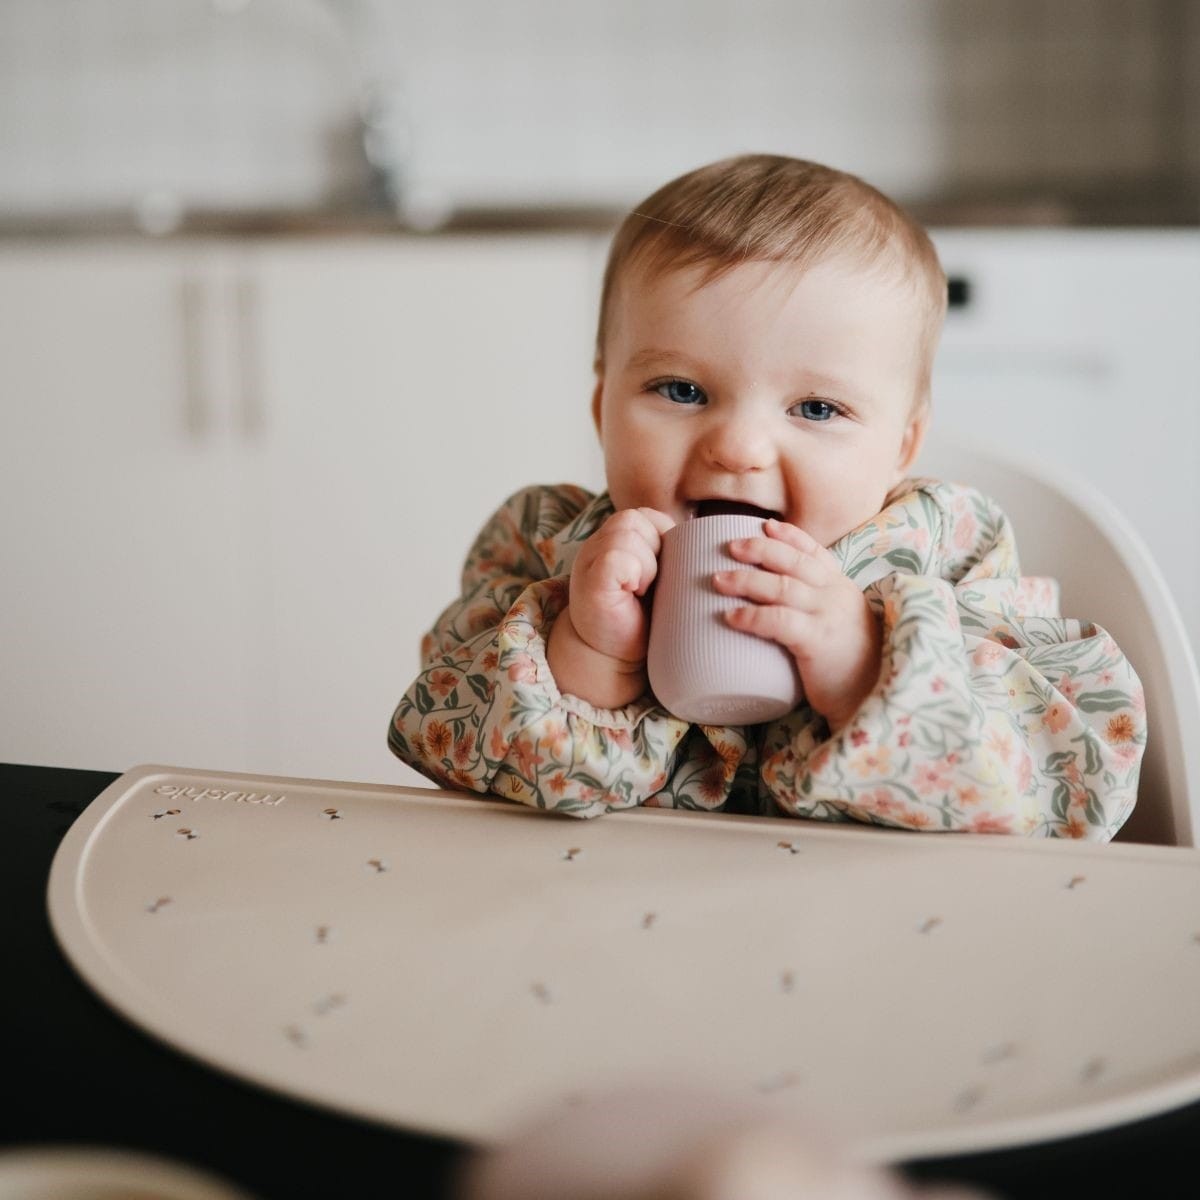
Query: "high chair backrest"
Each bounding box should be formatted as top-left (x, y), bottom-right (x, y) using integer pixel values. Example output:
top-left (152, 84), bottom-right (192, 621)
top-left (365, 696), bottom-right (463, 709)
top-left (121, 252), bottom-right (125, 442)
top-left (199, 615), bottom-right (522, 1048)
top-left (915, 432), bottom-right (1200, 847)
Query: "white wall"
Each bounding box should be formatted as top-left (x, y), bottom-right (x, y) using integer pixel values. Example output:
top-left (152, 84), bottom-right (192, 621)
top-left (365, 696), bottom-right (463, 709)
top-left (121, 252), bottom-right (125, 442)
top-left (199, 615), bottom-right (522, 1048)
top-left (0, 0), bottom-right (1195, 221)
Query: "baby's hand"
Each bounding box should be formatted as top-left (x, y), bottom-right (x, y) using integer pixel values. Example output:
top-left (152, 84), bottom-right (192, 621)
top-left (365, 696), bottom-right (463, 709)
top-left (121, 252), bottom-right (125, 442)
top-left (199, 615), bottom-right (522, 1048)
top-left (714, 519), bottom-right (881, 732)
top-left (568, 507), bottom-right (675, 663)
top-left (547, 507), bottom-right (675, 710)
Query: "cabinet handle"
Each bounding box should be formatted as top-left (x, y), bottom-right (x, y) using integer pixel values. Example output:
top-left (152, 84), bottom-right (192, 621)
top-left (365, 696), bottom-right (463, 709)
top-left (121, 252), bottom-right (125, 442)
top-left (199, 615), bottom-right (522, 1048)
top-left (235, 275), bottom-right (265, 441)
top-left (180, 276), bottom-right (207, 438)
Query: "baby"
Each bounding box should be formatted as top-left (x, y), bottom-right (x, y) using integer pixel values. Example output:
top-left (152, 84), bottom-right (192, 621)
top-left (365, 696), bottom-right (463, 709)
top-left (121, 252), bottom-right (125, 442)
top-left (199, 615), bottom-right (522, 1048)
top-left (389, 154), bottom-right (1144, 839)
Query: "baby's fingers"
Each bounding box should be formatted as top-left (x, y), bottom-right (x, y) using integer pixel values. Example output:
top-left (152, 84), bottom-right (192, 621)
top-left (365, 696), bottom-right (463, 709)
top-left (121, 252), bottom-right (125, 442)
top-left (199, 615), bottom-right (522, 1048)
top-left (723, 600), bottom-right (813, 654)
top-left (590, 535), bottom-right (659, 596)
top-left (602, 507), bottom-right (675, 554)
top-left (712, 567), bottom-right (815, 612)
top-left (766, 519), bottom-right (843, 575)
top-left (764, 518), bottom-right (823, 554)
top-left (726, 528), bottom-right (828, 586)
top-left (631, 506), bottom-right (677, 539)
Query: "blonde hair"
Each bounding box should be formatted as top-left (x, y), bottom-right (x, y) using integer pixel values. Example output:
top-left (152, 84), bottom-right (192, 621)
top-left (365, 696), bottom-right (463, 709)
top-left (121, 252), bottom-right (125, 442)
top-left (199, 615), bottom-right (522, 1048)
top-left (595, 154), bottom-right (947, 408)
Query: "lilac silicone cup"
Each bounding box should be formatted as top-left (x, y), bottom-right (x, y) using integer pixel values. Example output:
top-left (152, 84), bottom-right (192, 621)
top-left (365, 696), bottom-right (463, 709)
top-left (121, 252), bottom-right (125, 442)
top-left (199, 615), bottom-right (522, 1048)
top-left (647, 514), bottom-right (804, 725)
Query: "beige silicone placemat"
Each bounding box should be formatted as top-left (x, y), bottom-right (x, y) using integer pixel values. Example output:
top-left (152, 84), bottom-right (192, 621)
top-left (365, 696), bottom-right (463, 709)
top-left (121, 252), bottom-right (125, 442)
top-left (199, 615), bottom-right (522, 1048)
top-left (47, 764), bottom-right (1200, 1162)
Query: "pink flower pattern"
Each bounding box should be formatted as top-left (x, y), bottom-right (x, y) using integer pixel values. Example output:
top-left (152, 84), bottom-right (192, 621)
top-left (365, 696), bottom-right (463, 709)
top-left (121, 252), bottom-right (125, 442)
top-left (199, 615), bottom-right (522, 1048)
top-left (388, 479), bottom-right (1145, 839)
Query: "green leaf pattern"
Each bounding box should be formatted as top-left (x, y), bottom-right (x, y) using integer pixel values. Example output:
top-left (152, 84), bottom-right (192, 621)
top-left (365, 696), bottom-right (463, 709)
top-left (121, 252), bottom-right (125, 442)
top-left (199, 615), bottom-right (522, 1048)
top-left (389, 480), bottom-right (1144, 839)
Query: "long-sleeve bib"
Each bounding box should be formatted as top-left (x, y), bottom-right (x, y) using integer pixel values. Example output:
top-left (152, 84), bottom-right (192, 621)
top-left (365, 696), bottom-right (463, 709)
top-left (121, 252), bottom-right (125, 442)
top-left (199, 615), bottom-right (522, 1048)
top-left (388, 480), bottom-right (1144, 839)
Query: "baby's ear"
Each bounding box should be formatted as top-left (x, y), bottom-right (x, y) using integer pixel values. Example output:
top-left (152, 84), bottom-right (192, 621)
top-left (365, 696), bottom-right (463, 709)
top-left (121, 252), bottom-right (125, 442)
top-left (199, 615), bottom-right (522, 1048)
top-left (894, 405), bottom-right (929, 479)
top-left (590, 376), bottom-right (605, 438)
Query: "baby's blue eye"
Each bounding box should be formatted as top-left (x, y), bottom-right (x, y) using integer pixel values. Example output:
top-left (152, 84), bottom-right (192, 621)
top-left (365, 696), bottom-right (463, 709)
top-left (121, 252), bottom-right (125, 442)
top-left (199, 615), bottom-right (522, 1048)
top-left (796, 398), bottom-right (838, 421)
top-left (656, 380), bottom-right (706, 406)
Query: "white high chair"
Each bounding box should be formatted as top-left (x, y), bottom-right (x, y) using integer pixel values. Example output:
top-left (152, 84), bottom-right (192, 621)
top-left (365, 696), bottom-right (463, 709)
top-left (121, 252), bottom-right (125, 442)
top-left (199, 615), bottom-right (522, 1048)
top-left (915, 433), bottom-right (1200, 847)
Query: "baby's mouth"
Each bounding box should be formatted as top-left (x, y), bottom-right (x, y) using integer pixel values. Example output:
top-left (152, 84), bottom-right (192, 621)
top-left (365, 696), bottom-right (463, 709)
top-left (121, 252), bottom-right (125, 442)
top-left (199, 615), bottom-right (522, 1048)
top-left (692, 499), bottom-right (782, 521)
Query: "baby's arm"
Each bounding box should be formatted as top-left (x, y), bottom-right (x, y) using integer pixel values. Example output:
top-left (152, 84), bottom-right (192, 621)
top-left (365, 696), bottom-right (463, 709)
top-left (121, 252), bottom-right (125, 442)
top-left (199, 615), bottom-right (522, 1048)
top-left (757, 483), bottom-right (1145, 840)
top-left (388, 487), bottom-right (689, 815)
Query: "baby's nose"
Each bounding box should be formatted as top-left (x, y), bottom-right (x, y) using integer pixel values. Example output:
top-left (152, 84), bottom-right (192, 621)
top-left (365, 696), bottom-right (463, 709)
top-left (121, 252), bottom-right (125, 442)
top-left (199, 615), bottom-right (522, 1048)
top-left (703, 416), bottom-right (775, 473)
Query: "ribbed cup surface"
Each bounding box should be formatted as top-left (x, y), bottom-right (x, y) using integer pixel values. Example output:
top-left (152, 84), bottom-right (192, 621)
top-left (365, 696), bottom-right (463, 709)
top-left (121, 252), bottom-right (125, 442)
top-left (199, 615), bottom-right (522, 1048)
top-left (647, 515), bottom-right (803, 724)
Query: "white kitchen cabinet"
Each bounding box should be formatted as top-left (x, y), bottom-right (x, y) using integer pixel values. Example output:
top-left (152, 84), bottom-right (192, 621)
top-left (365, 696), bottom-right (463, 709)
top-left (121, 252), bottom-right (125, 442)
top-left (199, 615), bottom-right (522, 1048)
top-left (0, 235), bottom-right (606, 786)
top-left (2, 230), bottom-right (1197, 786)
top-left (244, 236), bottom-right (605, 786)
top-left (0, 243), bottom-right (268, 772)
top-left (925, 230), bottom-right (1200, 652)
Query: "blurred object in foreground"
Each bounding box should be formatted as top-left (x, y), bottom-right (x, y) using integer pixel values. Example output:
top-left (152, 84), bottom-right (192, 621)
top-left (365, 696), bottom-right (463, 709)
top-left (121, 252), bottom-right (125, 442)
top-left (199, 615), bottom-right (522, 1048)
top-left (457, 1082), bottom-right (993, 1200)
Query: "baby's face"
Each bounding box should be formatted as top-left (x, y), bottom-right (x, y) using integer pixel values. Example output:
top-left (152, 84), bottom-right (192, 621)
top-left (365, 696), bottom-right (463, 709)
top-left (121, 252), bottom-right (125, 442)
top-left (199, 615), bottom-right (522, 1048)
top-left (592, 254), bottom-right (930, 548)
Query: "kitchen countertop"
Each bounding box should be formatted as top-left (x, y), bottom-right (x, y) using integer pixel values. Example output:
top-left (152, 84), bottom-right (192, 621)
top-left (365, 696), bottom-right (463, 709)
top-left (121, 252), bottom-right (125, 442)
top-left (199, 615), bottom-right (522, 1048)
top-left (0, 203), bottom-right (626, 242)
top-left (1, 181), bottom-right (1197, 241)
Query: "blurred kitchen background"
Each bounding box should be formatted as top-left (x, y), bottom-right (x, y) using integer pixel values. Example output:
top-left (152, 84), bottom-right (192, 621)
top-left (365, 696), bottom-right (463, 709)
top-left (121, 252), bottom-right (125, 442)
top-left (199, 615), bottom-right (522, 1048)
top-left (2, 0), bottom-right (1198, 785)
top-left (1, 0), bottom-right (1198, 229)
